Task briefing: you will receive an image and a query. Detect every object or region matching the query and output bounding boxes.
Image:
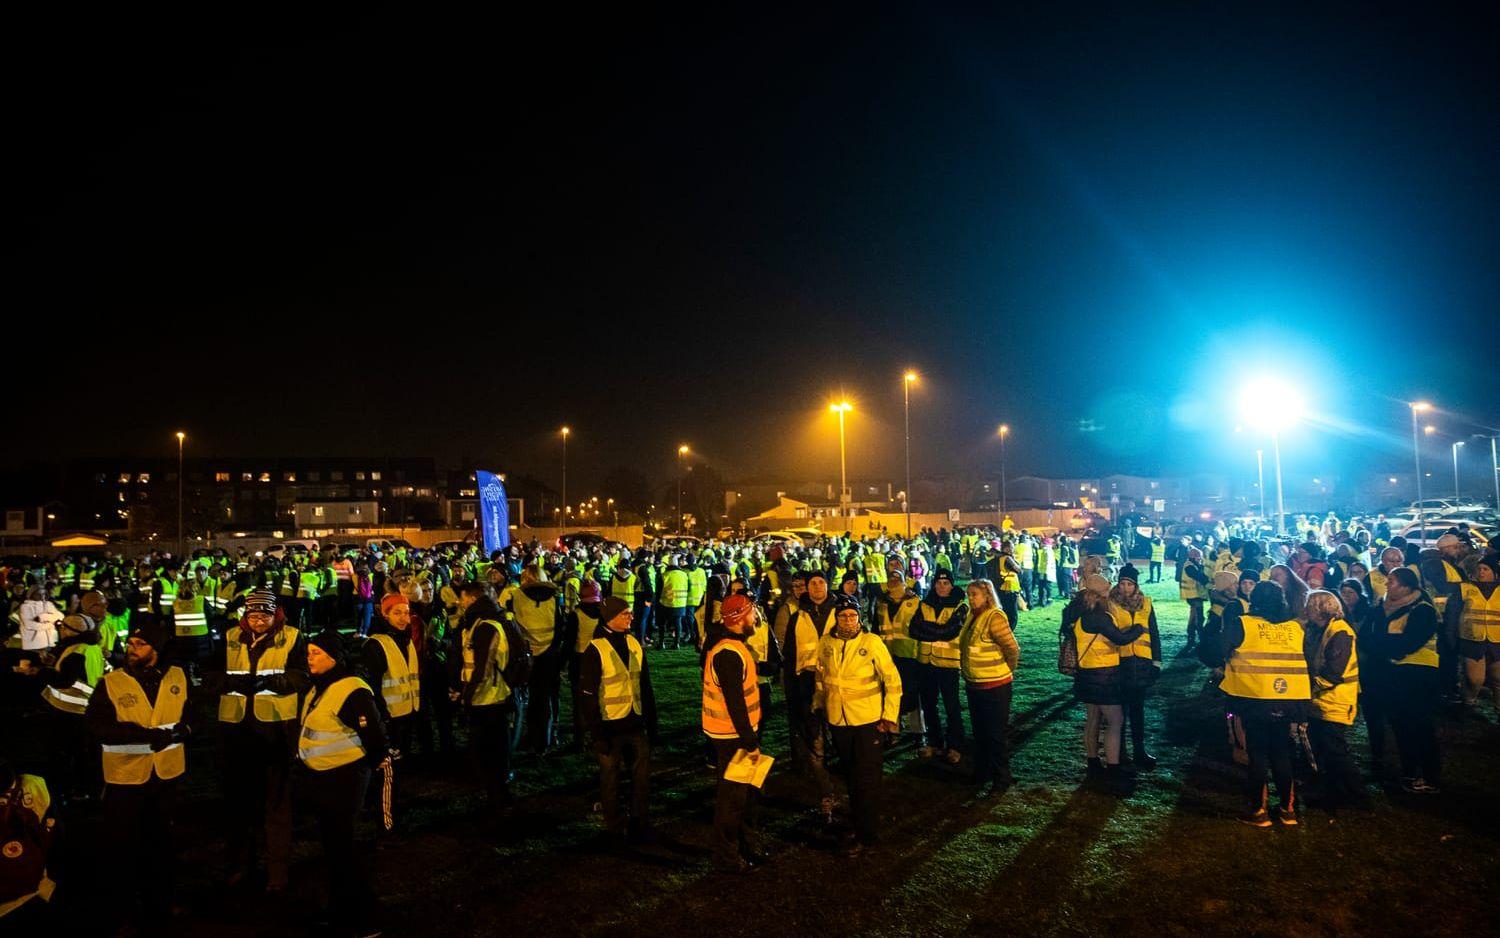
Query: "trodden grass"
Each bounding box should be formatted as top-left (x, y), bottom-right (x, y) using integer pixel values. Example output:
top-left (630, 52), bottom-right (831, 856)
top-left (17, 573), bottom-right (1500, 936)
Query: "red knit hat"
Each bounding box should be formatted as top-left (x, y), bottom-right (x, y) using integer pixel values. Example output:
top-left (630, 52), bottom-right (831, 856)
top-left (381, 593), bottom-right (410, 617)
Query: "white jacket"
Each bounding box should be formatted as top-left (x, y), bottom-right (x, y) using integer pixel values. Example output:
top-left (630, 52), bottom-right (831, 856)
top-left (19, 600), bottom-right (64, 650)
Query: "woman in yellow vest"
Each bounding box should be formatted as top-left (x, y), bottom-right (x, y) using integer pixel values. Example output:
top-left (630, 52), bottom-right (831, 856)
top-left (299, 630), bottom-right (386, 934)
top-left (909, 570), bottom-right (967, 765)
top-left (1220, 581), bottom-right (1311, 827)
top-left (1303, 590), bottom-right (1369, 813)
top-left (1449, 556), bottom-right (1500, 709)
top-left (703, 594), bottom-right (767, 874)
top-left (579, 596), bottom-right (657, 842)
top-left (358, 594), bottom-right (421, 833)
top-left (1178, 548), bottom-right (1210, 648)
top-left (1372, 567), bottom-right (1442, 793)
top-left (1110, 567), bottom-right (1160, 769)
top-left (83, 617), bottom-right (190, 928)
top-left (960, 579), bottom-right (1019, 793)
top-left (567, 580), bottom-right (605, 749)
top-left (1066, 574), bottom-right (1144, 794)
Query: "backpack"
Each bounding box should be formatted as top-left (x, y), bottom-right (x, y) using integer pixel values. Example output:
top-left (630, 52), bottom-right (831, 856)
top-left (0, 777), bottom-right (52, 906)
top-left (499, 618), bottom-right (532, 689)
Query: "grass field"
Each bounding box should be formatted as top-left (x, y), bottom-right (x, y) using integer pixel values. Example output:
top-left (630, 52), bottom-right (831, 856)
top-left (15, 574), bottom-right (1500, 936)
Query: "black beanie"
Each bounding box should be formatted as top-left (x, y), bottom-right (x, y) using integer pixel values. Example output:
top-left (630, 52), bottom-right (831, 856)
top-left (1117, 564), bottom-right (1140, 583)
top-left (128, 614), bottom-right (170, 654)
top-left (600, 596), bottom-right (630, 624)
top-left (307, 630), bottom-right (346, 663)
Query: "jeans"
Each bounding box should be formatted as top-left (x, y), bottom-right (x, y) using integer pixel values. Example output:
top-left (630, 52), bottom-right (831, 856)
top-left (828, 723), bottom-right (884, 844)
top-left (919, 665), bottom-right (964, 750)
top-left (356, 600), bottom-right (375, 637)
top-left (1084, 703), bottom-right (1123, 764)
top-left (633, 602), bottom-right (654, 643)
top-left (1242, 715), bottom-right (1295, 810)
top-left (967, 682), bottom-right (1013, 784)
top-left (1148, 561), bottom-right (1163, 582)
top-left (998, 591), bottom-right (1019, 629)
top-left (1185, 599), bottom-right (1205, 645)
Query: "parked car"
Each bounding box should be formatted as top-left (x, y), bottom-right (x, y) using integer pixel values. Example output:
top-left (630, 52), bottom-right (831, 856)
top-left (1397, 520), bottom-right (1495, 548)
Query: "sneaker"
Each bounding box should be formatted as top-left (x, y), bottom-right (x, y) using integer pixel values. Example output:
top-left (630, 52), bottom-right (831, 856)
top-left (1238, 808), bottom-right (1273, 828)
top-left (1274, 805), bottom-right (1299, 826)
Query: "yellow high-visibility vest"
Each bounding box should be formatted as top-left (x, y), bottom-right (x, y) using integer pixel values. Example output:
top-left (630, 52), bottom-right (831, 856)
top-left (1220, 616), bottom-right (1311, 700)
top-left (512, 590), bottom-right (556, 653)
top-left (610, 571), bottom-right (637, 605)
top-left (41, 642), bottom-right (104, 715)
top-left (960, 607), bottom-right (1013, 684)
top-left (1457, 583), bottom-right (1500, 643)
top-left (219, 626), bottom-right (301, 723)
top-left (371, 633), bottom-right (420, 718)
top-left (592, 634), bottom-right (644, 720)
top-left (1311, 619), bottom-right (1359, 725)
top-left (100, 667), bottom-right (187, 785)
top-left (172, 595), bottom-right (208, 638)
top-left (1074, 619), bottom-right (1122, 670)
top-left (574, 608), bottom-right (601, 655)
top-left (1387, 600), bottom-right (1439, 668)
top-left (702, 639), bottom-right (760, 738)
top-left (915, 602), bottom-right (961, 669)
top-left (876, 592), bottom-right (921, 660)
top-left (461, 620), bottom-right (511, 707)
top-left (1111, 596), bottom-right (1156, 663)
top-left (789, 605), bottom-right (836, 674)
top-left (297, 676), bottom-right (370, 771)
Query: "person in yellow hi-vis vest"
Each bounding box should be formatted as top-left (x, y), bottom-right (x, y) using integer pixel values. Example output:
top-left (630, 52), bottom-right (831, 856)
top-left (84, 616), bottom-right (191, 929)
top-left (359, 593), bottom-right (422, 834)
top-left (1302, 590), bottom-right (1370, 814)
top-left (703, 593), bottom-right (768, 874)
top-left (1220, 581), bottom-right (1311, 827)
top-left (1372, 568), bottom-right (1442, 794)
top-left (299, 630), bottom-right (386, 935)
top-left (26, 614), bottom-right (105, 800)
top-left (1448, 556), bottom-right (1500, 710)
top-left (813, 594), bottom-right (901, 856)
top-left (961, 579), bottom-right (1019, 794)
top-left (211, 587), bottom-right (308, 891)
top-left (910, 570), bottom-right (967, 765)
top-left (579, 596), bottom-right (658, 843)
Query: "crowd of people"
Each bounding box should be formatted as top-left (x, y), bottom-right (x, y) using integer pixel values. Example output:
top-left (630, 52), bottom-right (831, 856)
top-left (2, 514), bottom-right (1496, 933)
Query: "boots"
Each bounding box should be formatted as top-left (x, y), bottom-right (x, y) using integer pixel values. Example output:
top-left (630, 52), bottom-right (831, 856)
top-left (1132, 744), bottom-right (1157, 770)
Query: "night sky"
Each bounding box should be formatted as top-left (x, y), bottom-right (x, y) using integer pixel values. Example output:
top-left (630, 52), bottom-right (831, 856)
top-left (10, 4), bottom-right (1499, 494)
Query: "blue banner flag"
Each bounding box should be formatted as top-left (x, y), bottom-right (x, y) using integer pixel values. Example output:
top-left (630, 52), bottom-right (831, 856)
top-left (477, 470), bottom-right (511, 555)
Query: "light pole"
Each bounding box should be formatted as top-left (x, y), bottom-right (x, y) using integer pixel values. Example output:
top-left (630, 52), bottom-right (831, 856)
top-left (1410, 402), bottom-right (1432, 542)
top-left (1238, 378), bottom-right (1304, 537)
top-left (175, 431), bottom-right (186, 557)
top-left (1452, 440), bottom-right (1465, 502)
top-left (830, 402), bottom-right (851, 520)
top-left (1256, 448), bottom-right (1265, 519)
top-left (677, 444), bottom-right (689, 534)
top-left (560, 426), bottom-right (570, 530)
top-left (997, 424), bottom-right (1010, 521)
top-left (1489, 435), bottom-right (1500, 512)
top-left (903, 371), bottom-right (917, 537)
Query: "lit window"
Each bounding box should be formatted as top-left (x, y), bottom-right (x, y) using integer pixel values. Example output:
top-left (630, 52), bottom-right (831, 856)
top-left (351, 506), bottom-right (361, 516)
top-left (138, 473), bottom-right (150, 484)
top-left (283, 472), bottom-right (297, 482)
top-left (259, 472), bottom-right (271, 483)
top-left (314, 506), bottom-right (325, 517)
top-left (417, 488), bottom-right (432, 497)
top-left (355, 471), bottom-right (366, 481)
top-left (242, 473), bottom-right (253, 482)
top-left (215, 472), bottom-right (230, 483)
top-left (119, 473), bottom-right (131, 484)
top-left (370, 471), bottom-right (382, 481)
top-left (330, 471), bottom-right (344, 481)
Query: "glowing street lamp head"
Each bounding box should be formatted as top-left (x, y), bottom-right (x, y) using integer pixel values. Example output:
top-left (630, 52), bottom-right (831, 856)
top-left (1237, 377), bottom-right (1305, 432)
top-left (1455, 441), bottom-right (1466, 449)
top-left (175, 431), bottom-right (185, 442)
top-left (560, 426), bottom-right (570, 437)
top-left (1424, 425), bottom-right (1436, 435)
top-left (998, 424), bottom-right (1010, 438)
top-left (829, 401), bottom-right (852, 414)
top-left (1411, 401), bottom-right (1432, 413)
top-left (678, 444), bottom-right (689, 456)
top-left (904, 371), bottom-right (918, 384)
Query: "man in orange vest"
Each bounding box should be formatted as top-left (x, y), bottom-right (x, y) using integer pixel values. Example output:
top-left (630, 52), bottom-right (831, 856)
top-left (702, 594), bottom-right (766, 874)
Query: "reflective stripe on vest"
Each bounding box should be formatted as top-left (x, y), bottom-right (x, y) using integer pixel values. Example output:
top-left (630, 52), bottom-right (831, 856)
top-left (461, 620), bottom-right (511, 706)
top-left (101, 667), bottom-right (187, 784)
top-left (960, 607), bottom-right (1013, 684)
top-left (593, 634), bottom-right (644, 720)
top-left (1457, 583), bottom-right (1500, 644)
top-left (298, 676), bottom-right (369, 770)
top-left (1220, 616), bottom-right (1311, 699)
top-left (660, 569), bottom-right (691, 608)
top-left (877, 594), bottom-right (920, 660)
top-left (610, 572), bottom-right (636, 604)
top-left (172, 596), bottom-right (208, 637)
top-left (41, 643), bottom-right (105, 715)
top-left (372, 633), bottom-right (420, 718)
top-left (1311, 619), bottom-right (1359, 725)
top-left (512, 591), bottom-right (556, 653)
top-left (219, 626), bottom-right (301, 723)
top-left (575, 609), bottom-right (601, 655)
top-left (1074, 619), bottom-right (1122, 670)
top-left (792, 606), bottom-right (836, 673)
top-left (1112, 596), bottom-right (1155, 663)
top-left (702, 639), bottom-right (761, 737)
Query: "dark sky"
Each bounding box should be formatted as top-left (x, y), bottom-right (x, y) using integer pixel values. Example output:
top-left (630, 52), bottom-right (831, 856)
top-left (10, 3), bottom-right (1499, 494)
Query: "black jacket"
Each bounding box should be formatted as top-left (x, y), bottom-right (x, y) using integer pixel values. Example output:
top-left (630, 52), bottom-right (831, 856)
top-left (577, 626), bottom-right (658, 742)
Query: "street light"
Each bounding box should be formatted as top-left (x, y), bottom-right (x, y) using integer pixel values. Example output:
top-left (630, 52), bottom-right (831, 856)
top-left (560, 426), bottom-right (570, 530)
top-left (1410, 402), bottom-right (1432, 543)
top-left (829, 402), bottom-right (852, 520)
top-left (903, 371), bottom-right (917, 537)
top-left (997, 424), bottom-right (1010, 522)
top-left (677, 444), bottom-right (690, 534)
top-left (1453, 440), bottom-right (1466, 502)
top-left (1256, 448), bottom-right (1265, 519)
top-left (175, 431), bottom-right (186, 557)
top-left (608, 497), bottom-right (617, 527)
top-left (1238, 377), bottom-right (1305, 536)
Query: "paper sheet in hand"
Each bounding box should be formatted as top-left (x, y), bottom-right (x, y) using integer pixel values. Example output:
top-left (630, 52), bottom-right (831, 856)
top-left (723, 749), bottom-right (773, 787)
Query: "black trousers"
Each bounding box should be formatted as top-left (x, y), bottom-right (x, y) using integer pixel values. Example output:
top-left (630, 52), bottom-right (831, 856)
top-left (1308, 719), bottom-right (1365, 808)
top-left (468, 701), bottom-right (515, 809)
top-left (302, 763), bottom-right (372, 926)
top-left (1185, 599), bottom-right (1205, 645)
top-left (828, 723), bottom-right (884, 845)
top-left (710, 736), bottom-right (761, 866)
top-left (892, 655), bottom-right (920, 716)
top-left (1242, 715), bottom-right (1295, 810)
top-left (223, 730), bottom-right (294, 886)
top-left (416, 660), bottom-right (456, 756)
top-left (1148, 561), bottom-right (1163, 582)
top-left (998, 591), bottom-right (1019, 628)
top-left (919, 665), bottom-right (964, 750)
top-left (783, 670), bottom-right (832, 800)
top-left (596, 730), bottom-right (651, 833)
top-left (526, 646), bottom-right (563, 753)
top-left (967, 683), bottom-right (1013, 784)
top-left (45, 710), bottom-right (91, 798)
top-left (104, 779), bottom-right (177, 921)
top-left (1360, 690), bottom-right (1391, 765)
top-left (1389, 665), bottom-right (1442, 784)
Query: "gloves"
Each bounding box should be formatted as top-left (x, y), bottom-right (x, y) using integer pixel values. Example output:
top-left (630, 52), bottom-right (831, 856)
top-left (148, 728), bottom-right (176, 752)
